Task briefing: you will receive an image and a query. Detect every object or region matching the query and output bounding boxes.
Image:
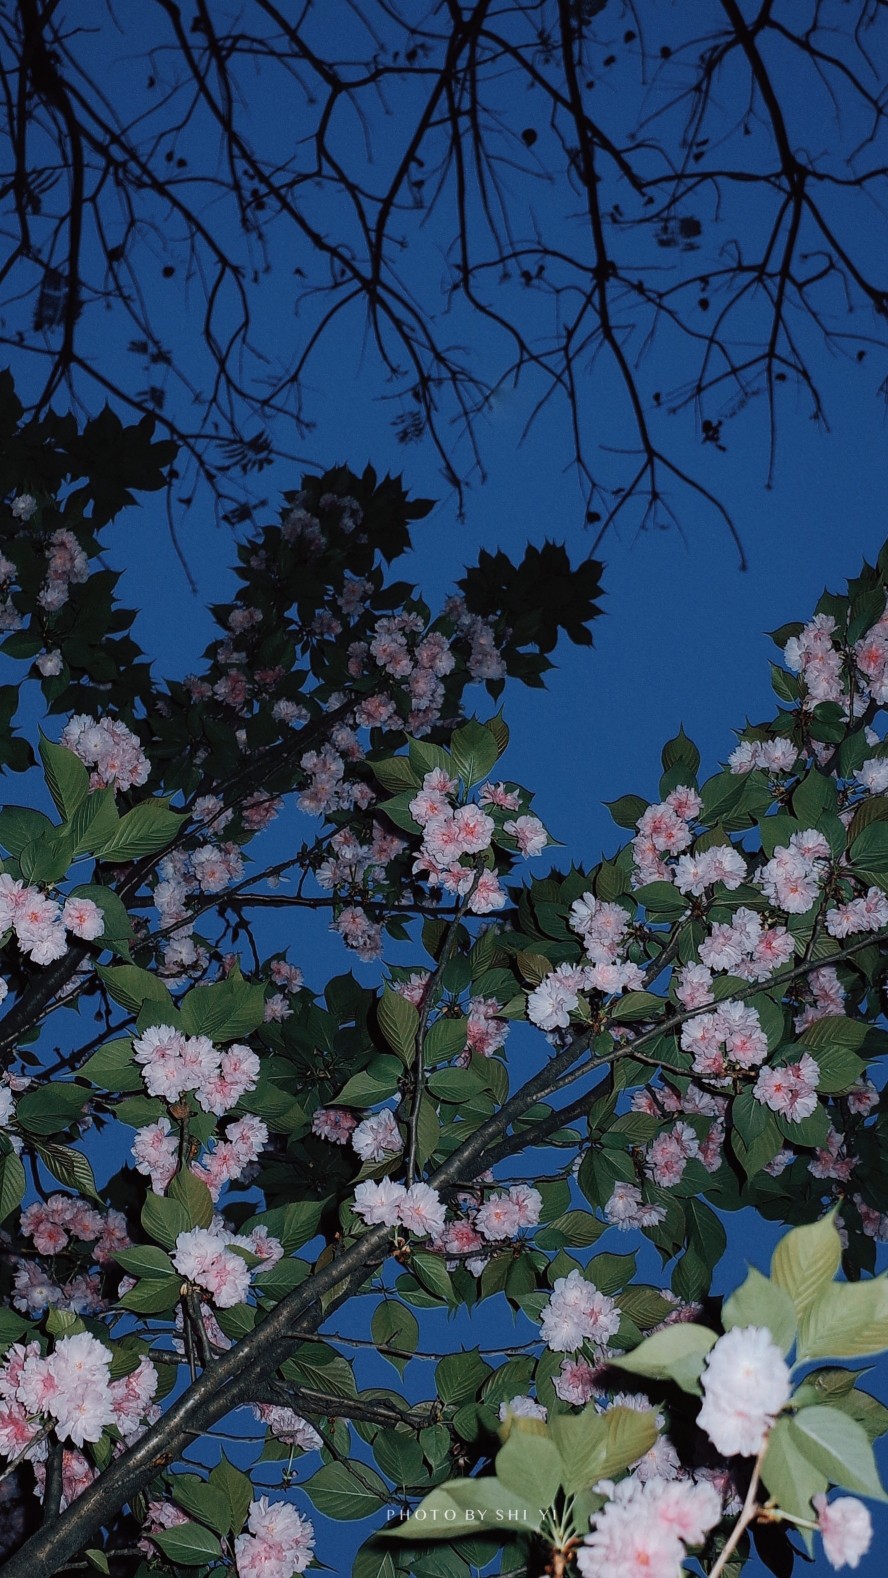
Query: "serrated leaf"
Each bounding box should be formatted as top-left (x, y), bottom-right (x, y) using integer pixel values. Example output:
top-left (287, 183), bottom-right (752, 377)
top-left (723, 1268), bottom-right (796, 1354)
top-left (771, 1214), bottom-right (841, 1320)
top-left (610, 1323), bottom-right (716, 1394)
top-left (141, 1192), bottom-right (191, 1249)
top-left (152, 1522), bottom-right (222, 1565)
top-left (792, 1406), bottom-right (886, 1499)
top-left (96, 798), bottom-right (183, 862)
top-left (495, 1429), bottom-right (563, 1508)
top-left (381, 1476), bottom-right (540, 1539)
top-left (39, 736), bottom-right (89, 819)
top-left (178, 978), bottom-right (266, 1040)
top-left (377, 986), bottom-right (418, 1064)
top-left (0, 1152), bottom-right (25, 1223)
top-left (798, 1277), bottom-right (888, 1360)
top-left (169, 1169), bottom-right (214, 1230)
top-left (33, 1142), bottom-right (102, 1205)
top-left (303, 1461), bottom-right (388, 1519)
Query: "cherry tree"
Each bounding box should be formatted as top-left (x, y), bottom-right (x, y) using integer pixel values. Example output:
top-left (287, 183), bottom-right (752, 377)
top-left (0, 377), bottom-right (886, 1578)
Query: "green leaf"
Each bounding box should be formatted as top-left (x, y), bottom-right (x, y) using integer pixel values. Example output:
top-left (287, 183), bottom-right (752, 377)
top-left (240, 1201), bottom-right (322, 1253)
top-left (435, 1350), bottom-right (491, 1406)
top-left (610, 1323), bottom-right (717, 1395)
top-left (169, 1169), bottom-right (214, 1230)
top-left (722, 1268), bottom-right (796, 1354)
top-left (798, 1277), bottom-right (888, 1360)
top-left (661, 726), bottom-right (700, 778)
top-left (381, 1477), bottom-right (541, 1539)
top-left (208, 1454), bottom-right (253, 1535)
top-left (377, 986), bottom-right (419, 1065)
top-left (371, 756), bottom-right (421, 794)
top-left (771, 1214), bottom-right (841, 1320)
top-left (423, 1017), bottom-right (468, 1065)
top-left (39, 736), bottom-right (89, 819)
top-left (96, 964), bottom-right (172, 1014)
top-left (141, 1192), bottom-right (191, 1250)
top-left (450, 720), bottom-right (500, 789)
top-left (96, 798), bottom-right (183, 862)
top-left (604, 794), bottom-right (647, 830)
top-left (495, 1428), bottom-right (563, 1509)
top-left (178, 978), bottom-right (266, 1040)
top-left (792, 1406), bottom-right (886, 1499)
top-left (69, 788), bottom-right (119, 858)
top-left (372, 1301), bottom-right (419, 1376)
top-left (85, 1552), bottom-right (109, 1575)
top-left (115, 1244), bottom-right (177, 1280)
top-left (171, 1473), bottom-right (232, 1535)
top-left (0, 1152), bottom-right (25, 1224)
top-left (0, 806), bottom-right (54, 856)
top-left (303, 1462), bottom-right (389, 1520)
top-left (761, 1416), bottom-right (828, 1527)
top-left (152, 1522), bottom-right (222, 1566)
top-left (16, 1083), bottom-right (88, 1136)
top-left (79, 1039), bottom-right (143, 1092)
top-left (33, 1142), bottom-right (103, 1204)
top-left (412, 1251), bottom-right (454, 1304)
top-left (334, 1057), bottom-right (402, 1107)
top-left (373, 1429), bottom-right (425, 1487)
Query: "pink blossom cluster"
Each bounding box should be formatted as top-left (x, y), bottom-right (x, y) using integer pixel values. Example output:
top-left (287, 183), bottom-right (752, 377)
top-left (60, 714), bottom-right (150, 793)
top-left (172, 1220), bottom-right (282, 1309)
top-left (0, 876), bottom-right (104, 965)
top-left (578, 1474), bottom-right (722, 1578)
top-left (473, 1184), bottom-right (542, 1241)
top-left (332, 904), bottom-right (383, 962)
top-left (794, 965), bottom-right (846, 1032)
top-left (311, 1106), bottom-right (358, 1144)
top-left (39, 528), bottom-right (88, 614)
top-left (539, 1268), bottom-right (620, 1353)
top-left (251, 1404), bottom-right (322, 1451)
top-left (352, 1178), bottom-right (446, 1238)
top-left (19, 1195), bottom-right (130, 1262)
top-left (673, 844), bottom-right (747, 896)
top-left (852, 1195), bottom-right (888, 1243)
top-left (784, 614), bottom-right (845, 704)
top-left (234, 1495), bottom-right (316, 1577)
top-left (526, 962), bottom-right (594, 1032)
top-left (464, 996), bottom-right (509, 1058)
top-left (814, 1494), bottom-right (873, 1571)
top-left (351, 1107), bottom-right (403, 1162)
top-left (11, 1260), bottom-right (105, 1320)
top-left (855, 609), bottom-right (888, 704)
top-left (568, 892), bottom-right (644, 992)
top-left (0, 1333), bottom-right (156, 1453)
top-left (758, 829), bottom-right (831, 914)
top-left (854, 756), bottom-right (888, 793)
top-left (727, 735), bottom-right (799, 774)
top-left (753, 1054), bottom-right (820, 1122)
top-left (809, 1126), bottom-right (856, 1183)
top-left (633, 1082), bottom-right (726, 1174)
top-left (498, 1394), bottom-right (546, 1422)
top-left (133, 1112), bottom-right (268, 1199)
top-left (604, 1182), bottom-right (667, 1232)
top-left (645, 1121), bottom-right (702, 1189)
top-left (316, 822), bottom-right (405, 892)
top-left (632, 790), bottom-right (696, 884)
top-left (826, 886), bottom-right (888, 937)
top-left (553, 1354), bottom-right (604, 1404)
top-left (697, 1325), bottom-right (791, 1456)
top-left (152, 845), bottom-right (246, 976)
top-left (132, 1025), bottom-right (260, 1115)
top-left (410, 774), bottom-right (507, 913)
top-left (680, 999), bottom-right (769, 1078)
top-left (696, 907), bottom-right (794, 983)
